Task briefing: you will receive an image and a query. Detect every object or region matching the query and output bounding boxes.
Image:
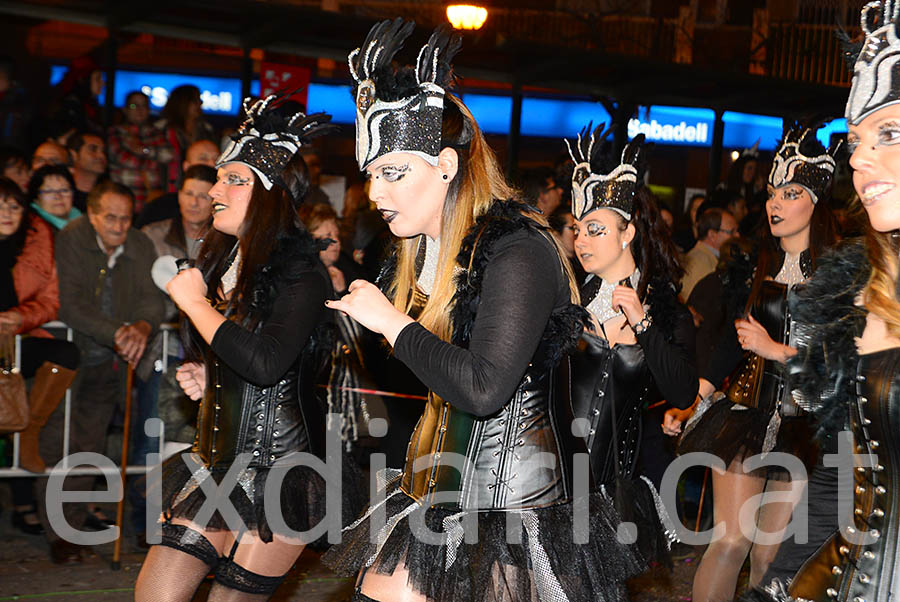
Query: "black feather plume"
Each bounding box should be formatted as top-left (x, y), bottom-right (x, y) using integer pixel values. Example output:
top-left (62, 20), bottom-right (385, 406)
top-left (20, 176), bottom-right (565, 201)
top-left (416, 25), bottom-right (463, 88)
top-left (351, 18), bottom-right (415, 83)
top-left (836, 27), bottom-right (864, 72)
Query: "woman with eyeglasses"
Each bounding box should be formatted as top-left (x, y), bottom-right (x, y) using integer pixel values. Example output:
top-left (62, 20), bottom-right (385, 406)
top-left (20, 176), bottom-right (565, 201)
top-left (665, 125), bottom-right (841, 602)
top-left (27, 164), bottom-right (80, 234)
top-left (0, 177), bottom-right (80, 537)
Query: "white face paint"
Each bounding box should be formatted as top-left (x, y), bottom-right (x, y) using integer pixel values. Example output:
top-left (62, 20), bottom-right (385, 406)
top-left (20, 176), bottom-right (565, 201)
top-left (209, 163), bottom-right (254, 236)
top-left (766, 184), bottom-right (814, 242)
top-left (573, 208), bottom-right (629, 277)
top-left (365, 152), bottom-right (446, 239)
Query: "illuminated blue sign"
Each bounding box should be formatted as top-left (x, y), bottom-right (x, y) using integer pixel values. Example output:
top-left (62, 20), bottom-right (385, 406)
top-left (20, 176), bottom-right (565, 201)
top-left (306, 83), bottom-right (354, 124)
top-left (459, 94), bottom-right (512, 135)
top-left (817, 118), bottom-right (847, 147)
top-left (521, 97), bottom-right (611, 138)
top-left (51, 66), bottom-right (243, 115)
top-left (628, 105), bottom-right (714, 146)
top-left (722, 111), bottom-right (781, 151)
top-left (50, 66), bottom-right (832, 150)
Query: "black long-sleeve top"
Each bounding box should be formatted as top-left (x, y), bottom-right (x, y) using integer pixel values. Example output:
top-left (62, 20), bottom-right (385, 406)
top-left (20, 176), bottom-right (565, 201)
top-left (637, 301), bottom-right (699, 409)
top-left (211, 269), bottom-right (328, 387)
top-left (393, 229), bottom-right (570, 417)
top-left (702, 316), bottom-right (744, 388)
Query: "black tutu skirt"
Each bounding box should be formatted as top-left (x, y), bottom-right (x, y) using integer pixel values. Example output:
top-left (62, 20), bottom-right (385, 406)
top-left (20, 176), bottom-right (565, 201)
top-left (600, 474), bottom-right (679, 569)
top-left (322, 471), bottom-right (668, 602)
top-left (677, 393), bottom-right (819, 480)
top-left (158, 450), bottom-right (366, 547)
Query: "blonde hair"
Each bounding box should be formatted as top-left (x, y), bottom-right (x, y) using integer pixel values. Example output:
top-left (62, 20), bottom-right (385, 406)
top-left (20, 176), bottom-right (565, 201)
top-left (863, 227), bottom-right (900, 338)
top-left (386, 94), bottom-right (578, 342)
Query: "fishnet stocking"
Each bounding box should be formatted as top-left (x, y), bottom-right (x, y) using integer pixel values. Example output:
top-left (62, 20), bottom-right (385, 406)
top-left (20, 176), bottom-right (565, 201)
top-left (135, 544), bottom-right (212, 602)
top-left (206, 533), bottom-right (303, 601)
top-left (207, 582), bottom-right (275, 601)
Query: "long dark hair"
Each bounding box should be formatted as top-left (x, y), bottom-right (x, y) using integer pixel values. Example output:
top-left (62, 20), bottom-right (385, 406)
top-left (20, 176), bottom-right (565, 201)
top-left (183, 155), bottom-right (313, 361)
top-left (197, 155), bottom-right (311, 320)
top-left (620, 186), bottom-right (684, 297)
top-left (0, 177), bottom-right (31, 260)
top-left (161, 85), bottom-right (201, 133)
top-left (747, 190), bottom-right (839, 309)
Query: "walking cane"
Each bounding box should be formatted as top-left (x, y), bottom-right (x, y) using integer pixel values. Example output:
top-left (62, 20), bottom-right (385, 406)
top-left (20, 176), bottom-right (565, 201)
top-left (694, 467), bottom-right (710, 532)
top-left (111, 362), bottom-right (134, 570)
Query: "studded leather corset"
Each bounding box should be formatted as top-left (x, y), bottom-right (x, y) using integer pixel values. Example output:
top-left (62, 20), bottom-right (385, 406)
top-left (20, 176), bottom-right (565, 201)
top-left (401, 343), bottom-right (585, 510)
top-left (571, 332), bottom-right (648, 485)
top-left (725, 279), bottom-right (804, 417)
top-left (193, 301), bottom-right (324, 471)
top-left (195, 359), bottom-right (312, 470)
top-left (787, 347), bottom-right (900, 602)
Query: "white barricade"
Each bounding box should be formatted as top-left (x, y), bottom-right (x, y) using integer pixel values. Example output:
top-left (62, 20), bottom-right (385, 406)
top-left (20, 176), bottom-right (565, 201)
top-left (0, 322), bottom-right (179, 477)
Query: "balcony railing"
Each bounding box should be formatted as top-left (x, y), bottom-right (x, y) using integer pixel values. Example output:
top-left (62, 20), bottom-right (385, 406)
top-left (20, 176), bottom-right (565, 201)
top-left (768, 22), bottom-right (856, 87)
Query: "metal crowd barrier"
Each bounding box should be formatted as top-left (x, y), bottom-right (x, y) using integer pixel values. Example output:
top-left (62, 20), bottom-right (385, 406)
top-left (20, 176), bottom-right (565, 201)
top-left (0, 322), bottom-right (179, 478)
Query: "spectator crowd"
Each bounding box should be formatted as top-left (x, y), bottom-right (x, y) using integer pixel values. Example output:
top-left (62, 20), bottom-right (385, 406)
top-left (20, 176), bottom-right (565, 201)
top-left (0, 55), bottom-right (858, 569)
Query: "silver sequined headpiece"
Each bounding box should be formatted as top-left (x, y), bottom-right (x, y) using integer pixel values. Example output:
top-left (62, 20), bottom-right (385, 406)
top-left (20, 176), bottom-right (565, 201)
top-left (845, 1), bottom-right (900, 124)
top-left (349, 19), bottom-right (462, 171)
top-left (565, 123), bottom-right (646, 222)
top-left (217, 94), bottom-right (334, 190)
top-left (768, 124), bottom-right (840, 205)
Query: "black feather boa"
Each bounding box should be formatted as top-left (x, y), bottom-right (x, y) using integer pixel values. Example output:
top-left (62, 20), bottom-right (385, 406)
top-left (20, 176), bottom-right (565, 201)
top-left (787, 239), bottom-right (869, 440)
top-left (245, 226), bottom-right (327, 323)
top-left (720, 241), bottom-right (758, 321)
top-left (449, 200), bottom-right (589, 369)
top-left (645, 276), bottom-right (687, 343)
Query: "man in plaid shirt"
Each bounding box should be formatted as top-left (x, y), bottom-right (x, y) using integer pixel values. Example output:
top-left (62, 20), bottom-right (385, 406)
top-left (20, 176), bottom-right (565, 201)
top-left (107, 91), bottom-right (175, 213)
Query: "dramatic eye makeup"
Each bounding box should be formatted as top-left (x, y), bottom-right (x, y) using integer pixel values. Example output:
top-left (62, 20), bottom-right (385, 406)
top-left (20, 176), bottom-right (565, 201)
top-left (574, 221), bottom-right (607, 238)
top-left (847, 120), bottom-right (900, 154)
top-left (224, 173), bottom-right (252, 186)
top-left (379, 163), bottom-right (410, 182)
top-left (877, 120), bottom-right (900, 146)
top-left (782, 186), bottom-right (804, 200)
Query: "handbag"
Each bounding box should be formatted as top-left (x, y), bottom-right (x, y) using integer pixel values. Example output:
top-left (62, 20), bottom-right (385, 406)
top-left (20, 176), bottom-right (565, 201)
top-left (0, 334), bottom-right (28, 434)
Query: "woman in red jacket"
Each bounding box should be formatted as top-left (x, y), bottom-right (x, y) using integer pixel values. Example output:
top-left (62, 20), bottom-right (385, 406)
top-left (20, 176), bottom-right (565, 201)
top-left (0, 176), bottom-right (79, 475)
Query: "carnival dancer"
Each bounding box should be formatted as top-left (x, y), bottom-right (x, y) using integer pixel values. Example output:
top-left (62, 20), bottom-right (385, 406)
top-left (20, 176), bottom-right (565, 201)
top-left (322, 18), bottom-right (645, 602)
top-left (666, 123), bottom-right (841, 602)
top-left (565, 124), bottom-right (697, 565)
top-left (134, 96), bottom-right (340, 601)
top-left (752, 2), bottom-right (900, 599)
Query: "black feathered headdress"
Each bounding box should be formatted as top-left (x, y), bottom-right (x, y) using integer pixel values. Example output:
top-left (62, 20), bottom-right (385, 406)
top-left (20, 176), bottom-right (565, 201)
top-left (768, 122), bottom-right (841, 204)
top-left (348, 18), bottom-right (462, 170)
top-left (217, 92), bottom-right (335, 191)
top-left (565, 122), bottom-right (647, 222)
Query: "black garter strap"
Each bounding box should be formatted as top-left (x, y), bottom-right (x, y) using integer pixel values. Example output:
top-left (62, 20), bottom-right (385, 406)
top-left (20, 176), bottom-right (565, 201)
top-left (214, 557), bottom-right (287, 595)
top-left (159, 522), bottom-right (220, 568)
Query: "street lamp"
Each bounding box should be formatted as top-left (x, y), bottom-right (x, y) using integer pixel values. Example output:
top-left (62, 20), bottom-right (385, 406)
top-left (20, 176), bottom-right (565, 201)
top-left (446, 4), bottom-right (489, 30)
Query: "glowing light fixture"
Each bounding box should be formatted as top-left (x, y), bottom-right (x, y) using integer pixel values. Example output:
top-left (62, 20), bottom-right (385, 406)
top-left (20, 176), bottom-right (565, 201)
top-left (446, 4), bottom-right (488, 30)
top-left (730, 150), bottom-right (740, 161)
